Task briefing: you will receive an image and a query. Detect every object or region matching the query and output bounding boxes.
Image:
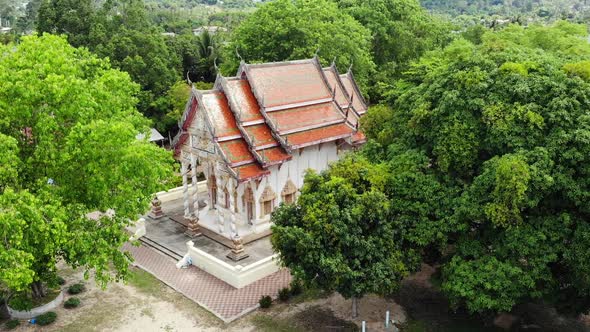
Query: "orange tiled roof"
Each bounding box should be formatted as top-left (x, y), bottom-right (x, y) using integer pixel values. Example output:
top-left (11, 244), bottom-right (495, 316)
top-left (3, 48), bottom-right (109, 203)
top-left (266, 102), bottom-right (344, 135)
top-left (217, 139), bottom-right (256, 166)
top-left (243, 59), bottom-right (332, 110)
top-left (174, 57), bottom-right (367, 182)
top-left (223, 79), bottom-right (264, 124)
top-left (340, 72), bottom-right (368, 115)
top-left (285, 123), bottom-right (355, 149)
top-left (323, 66), bottom-right (351, 110)
top-left (200, 91), bottom-right (241, 140)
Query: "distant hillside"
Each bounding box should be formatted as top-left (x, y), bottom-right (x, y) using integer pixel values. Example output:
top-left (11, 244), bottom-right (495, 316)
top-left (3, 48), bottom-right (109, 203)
top-left (421, 0), bottom-right (590, 22)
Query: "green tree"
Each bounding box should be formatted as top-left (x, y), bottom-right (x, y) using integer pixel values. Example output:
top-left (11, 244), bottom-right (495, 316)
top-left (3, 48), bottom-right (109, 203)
top-left (271, 159), bottom-right (409, 317)
top-left (0, 35), bottom-right (174, 300)
top-left (222, 0), bottom-right (375, 90)
top-left (362, 21), bottom-right (590, 313)
top-left (37, 0), bottom-right (95, 47)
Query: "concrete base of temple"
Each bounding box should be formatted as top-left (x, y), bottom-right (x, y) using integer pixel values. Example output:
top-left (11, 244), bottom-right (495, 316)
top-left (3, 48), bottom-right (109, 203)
top-left (227, 250), bottom-right (250, 261)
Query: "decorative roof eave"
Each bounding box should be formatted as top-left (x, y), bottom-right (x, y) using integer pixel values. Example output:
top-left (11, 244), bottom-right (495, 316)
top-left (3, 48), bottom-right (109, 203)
top-left (323, 64), bottom-right (354, 115)
top-left (264, 97), bottom-right (333, 113)
top-left (343, 70), bottom-right (368, 110)
top-left (229, 164), bottom-right (271, 183)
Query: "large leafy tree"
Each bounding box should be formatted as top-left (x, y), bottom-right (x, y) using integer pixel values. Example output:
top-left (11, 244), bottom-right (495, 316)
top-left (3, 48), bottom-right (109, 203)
top-left (38, 0), bottom-right (180, 124)
top-left (271, 158), bottom-right (409, 317)
top-left (362, 21), bottom-right (590, 313)
top-left (0, 35), bottom-right (175, 300)
top-left (222, 0), bottom-right (375, 90)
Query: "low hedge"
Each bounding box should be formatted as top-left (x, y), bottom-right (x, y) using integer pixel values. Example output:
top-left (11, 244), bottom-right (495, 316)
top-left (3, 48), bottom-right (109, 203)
top-left (67, 283), bottom-right (85, 295)
top-left (36, 311), bottom-right (57, 326)
top-left (64, 297), bottom-right (81, 309)
top-left (5, 319), bottom-right (20, 330)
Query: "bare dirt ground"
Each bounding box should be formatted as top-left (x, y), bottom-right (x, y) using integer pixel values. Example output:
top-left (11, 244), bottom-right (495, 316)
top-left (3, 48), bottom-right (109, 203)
top-left (0, 265), bottom-right (400, 332)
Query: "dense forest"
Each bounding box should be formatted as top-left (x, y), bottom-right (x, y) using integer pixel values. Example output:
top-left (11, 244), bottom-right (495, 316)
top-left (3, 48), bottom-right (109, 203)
top-left (2, 0), bottom-right (590, 330)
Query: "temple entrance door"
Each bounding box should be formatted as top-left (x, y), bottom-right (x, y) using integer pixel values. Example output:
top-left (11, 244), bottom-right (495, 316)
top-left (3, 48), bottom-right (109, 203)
top-left (244, 187), bottom-right (254, 225)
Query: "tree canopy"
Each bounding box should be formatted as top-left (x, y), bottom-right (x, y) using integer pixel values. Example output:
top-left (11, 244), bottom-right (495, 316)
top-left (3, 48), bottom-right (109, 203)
top-left (360, 21), bottom-right (590, 314)
top-left (271, 159), bottom-right (409, 316)
top-left (0, 34), bottom-right (175, 299)
top-left (222, 0), bottom-right (375, 90)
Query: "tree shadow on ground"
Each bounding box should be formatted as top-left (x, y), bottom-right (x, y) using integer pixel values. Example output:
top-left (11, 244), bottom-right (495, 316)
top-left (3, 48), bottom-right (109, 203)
top-left (391, 266), bottom-right (590, 332)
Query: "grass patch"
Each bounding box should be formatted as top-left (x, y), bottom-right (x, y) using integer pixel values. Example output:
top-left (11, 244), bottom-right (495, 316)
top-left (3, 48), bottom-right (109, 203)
top-left (251, 315), bottom-right (304, 332)
top-left (127, 268), bottom-right (166, 297)
top-left (290, 286), bottom-right (331, 304)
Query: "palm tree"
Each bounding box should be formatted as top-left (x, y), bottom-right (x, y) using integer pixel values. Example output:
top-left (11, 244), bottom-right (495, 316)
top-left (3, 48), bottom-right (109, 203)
top-left (196, 30), bottom-right (219, 82)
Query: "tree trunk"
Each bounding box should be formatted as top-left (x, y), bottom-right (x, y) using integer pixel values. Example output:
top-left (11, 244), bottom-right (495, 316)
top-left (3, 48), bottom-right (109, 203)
top-left (31, 281), bottom-right (46, 299)
top-left (0, 298), bottom-right (9, 320)
top-left (352, 297), bottom-right (359, 318)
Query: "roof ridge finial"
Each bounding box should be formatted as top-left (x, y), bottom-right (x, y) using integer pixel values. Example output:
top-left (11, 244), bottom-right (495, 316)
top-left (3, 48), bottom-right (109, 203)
top-left (331, 57), bottom-right (337, 67)
top-left (214, 57), bottom-right (219, 74)
top-left (186, 71), bottom-right (193, 86)
top-left (348, 60), bottom-right (354, 74)
top-left (236, 47), bottom-right (243, 62)
top-left (314, 47), bottom-right (321, 58)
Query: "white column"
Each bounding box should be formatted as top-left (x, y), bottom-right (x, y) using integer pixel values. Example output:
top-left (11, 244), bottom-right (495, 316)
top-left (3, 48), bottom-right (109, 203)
top-left (181, 157), bottom-right (191, 219)
top-left (190, 150), bottom-right (199, 217)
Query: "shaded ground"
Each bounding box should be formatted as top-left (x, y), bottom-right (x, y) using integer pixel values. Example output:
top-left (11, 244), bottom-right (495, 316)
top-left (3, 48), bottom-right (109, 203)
top-left (393, 264), bottom-right (590, 332)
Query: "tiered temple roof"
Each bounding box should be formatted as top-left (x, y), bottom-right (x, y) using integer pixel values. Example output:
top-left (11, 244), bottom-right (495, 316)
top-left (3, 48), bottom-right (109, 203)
top-left (174, 57), bottom-right (368, 182)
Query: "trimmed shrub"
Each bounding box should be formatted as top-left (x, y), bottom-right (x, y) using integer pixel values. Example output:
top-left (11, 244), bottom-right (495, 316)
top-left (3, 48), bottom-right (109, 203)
top-left (278, 287), bottom-right (291, 302)
top-left (56, 276), bottom-right (66, 286)
top-left (290, 279), bottom-right (303, 296)
top-left (64, 297), bottom-right (81, 309)
top-left (67, 283), bottom-right (85, 295)
top-left (5, 319), bottom-right (20, 330)
top-left (259, 295), bottom-right (272, 309)
top-left (36, 311), bottom-right (57, 326)
top-left (8, 295), bottom-right (32, 311)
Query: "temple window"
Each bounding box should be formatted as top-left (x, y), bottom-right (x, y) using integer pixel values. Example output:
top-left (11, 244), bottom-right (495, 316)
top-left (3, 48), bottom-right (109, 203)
top-left (281, 180), bottom-right (297, 205)
top-left (260, 186), bottom-right (276, 217)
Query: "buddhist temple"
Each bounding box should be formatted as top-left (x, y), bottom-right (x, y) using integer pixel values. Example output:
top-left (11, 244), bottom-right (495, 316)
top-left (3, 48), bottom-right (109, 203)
top-left (171, 56), bottom-right (368, 259)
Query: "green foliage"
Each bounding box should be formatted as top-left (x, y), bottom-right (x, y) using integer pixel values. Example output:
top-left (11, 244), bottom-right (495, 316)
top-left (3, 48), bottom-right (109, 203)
top-left (36, 311), bottom-right (57, 326)
top-left (8, 295), bottom-right (33, 311)
top-left (272, 158), bottom-right (410, 305)
top-left (259, 295), bottom-right (272, 309)
top-left (289, 279), bottom-right (303, 297)
top-left (361, 21), bottom-right (590, 314)
top-left (223, 0), bottom-right (375, 90)
top-left (278, 288), bottom-right (291, 302)
top-left (64, 297), bottom-right (81, 309)
top-left (4, 319), bottom-right (20, 330)
top-left (0, 35), bottom-right (174, 298)
top-left (67, 283), bottom-right (85, 295)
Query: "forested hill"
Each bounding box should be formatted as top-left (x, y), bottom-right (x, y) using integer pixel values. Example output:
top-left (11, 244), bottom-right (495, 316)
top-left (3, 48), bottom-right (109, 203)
top-left (421, 0), bottom-right (590, 21)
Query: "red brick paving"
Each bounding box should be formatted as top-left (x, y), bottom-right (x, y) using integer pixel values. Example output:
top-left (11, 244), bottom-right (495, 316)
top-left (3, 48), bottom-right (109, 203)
top-left (123, 243), bottom-right (292, 322)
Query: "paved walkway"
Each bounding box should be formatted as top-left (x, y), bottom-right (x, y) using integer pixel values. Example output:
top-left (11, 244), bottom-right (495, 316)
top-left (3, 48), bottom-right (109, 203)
top-left (124, 243), bottom-right (292, 323)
